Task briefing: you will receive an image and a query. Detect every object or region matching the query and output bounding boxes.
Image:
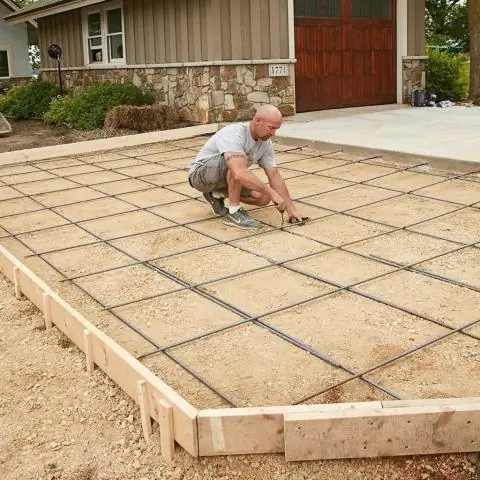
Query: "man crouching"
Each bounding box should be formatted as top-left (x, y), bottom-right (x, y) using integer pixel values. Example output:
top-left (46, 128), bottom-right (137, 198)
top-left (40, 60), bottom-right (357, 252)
top-left (188, 105), bottom-right (304, 230)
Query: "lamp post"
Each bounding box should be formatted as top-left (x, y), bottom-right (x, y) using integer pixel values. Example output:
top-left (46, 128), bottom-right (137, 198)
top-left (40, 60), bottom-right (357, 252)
top-left (47, 44), bottom-right (63, 95)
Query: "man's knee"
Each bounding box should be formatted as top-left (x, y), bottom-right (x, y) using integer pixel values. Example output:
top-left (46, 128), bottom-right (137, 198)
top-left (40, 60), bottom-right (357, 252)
top-left (256, 195), bottom-right (271, 207)
top-left (245, 190), bottom-right (270, 206)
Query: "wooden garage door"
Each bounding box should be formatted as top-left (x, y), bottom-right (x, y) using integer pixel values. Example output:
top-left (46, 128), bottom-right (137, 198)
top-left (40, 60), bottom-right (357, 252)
top-left (294, 0), bottom-right (396, 112)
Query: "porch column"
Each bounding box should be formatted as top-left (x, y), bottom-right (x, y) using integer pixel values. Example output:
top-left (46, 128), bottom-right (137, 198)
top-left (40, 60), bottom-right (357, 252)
top-left (287, 0), bottom-right (295, 59)
top-left (396, 0), bottom-right (408, 103)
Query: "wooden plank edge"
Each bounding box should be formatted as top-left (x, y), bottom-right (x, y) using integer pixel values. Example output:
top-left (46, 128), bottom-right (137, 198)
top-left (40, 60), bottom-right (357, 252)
top-left (0, 123), bottom-right (220, 166)
top-left (0, 245), bottom-right (200, 457)
top-left (197, 402), bottom-right (383, 456)
top-left (197, 397), bottom-right (480, 457)
top-left (284, 402), bottom-right (480, 461)
top-left (381, 397), bottom-right (480, 408)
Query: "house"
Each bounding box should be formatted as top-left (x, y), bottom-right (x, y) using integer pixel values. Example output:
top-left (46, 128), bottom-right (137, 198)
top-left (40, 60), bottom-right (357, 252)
top-left (4, 0), bottom-right (426, 123)
top-left (0, 0), bottom-right (38, 83)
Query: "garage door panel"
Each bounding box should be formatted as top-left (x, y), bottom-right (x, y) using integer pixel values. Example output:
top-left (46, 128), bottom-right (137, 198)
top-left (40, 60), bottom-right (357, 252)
top-left (294, 0), bottom-right (396, 112)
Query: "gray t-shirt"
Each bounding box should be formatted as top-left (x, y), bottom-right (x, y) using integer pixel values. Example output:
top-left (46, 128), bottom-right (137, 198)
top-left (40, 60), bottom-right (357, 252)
top-left (189, 123), bottom-right (277, 175)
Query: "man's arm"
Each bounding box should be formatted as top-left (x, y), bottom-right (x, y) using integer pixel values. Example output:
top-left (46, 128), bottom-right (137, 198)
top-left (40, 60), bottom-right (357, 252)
top-left (224, 152), bottom-right (285, 208)
top-left (264, 167), bottom-right (303, 221)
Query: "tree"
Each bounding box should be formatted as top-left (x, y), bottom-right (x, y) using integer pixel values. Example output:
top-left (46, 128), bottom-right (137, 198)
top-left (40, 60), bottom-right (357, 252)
top-left (469, 0), bottom-right (480, 103)
top-left (426, 0), bottom-right (469, 50)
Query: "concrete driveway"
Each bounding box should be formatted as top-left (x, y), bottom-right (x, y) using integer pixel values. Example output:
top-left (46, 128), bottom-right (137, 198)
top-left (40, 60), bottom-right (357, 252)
top-left (278, 104), bottom-right (480, 165)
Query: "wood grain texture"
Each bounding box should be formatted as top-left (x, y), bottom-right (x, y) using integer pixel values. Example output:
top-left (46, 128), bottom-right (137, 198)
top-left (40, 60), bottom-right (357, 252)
top-left (285, 403), bottom-right (480, 461)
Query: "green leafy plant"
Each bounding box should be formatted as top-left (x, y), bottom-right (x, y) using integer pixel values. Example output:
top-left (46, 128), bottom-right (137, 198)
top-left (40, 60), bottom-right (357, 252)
top-left (44, 82), bottom-right (155, 130)
top-left (426, 48), bottom-right (469, 101)
top-left (0, 80), bottom-right (60, 119)
top-left (43, 95), bottom-right (74, 126)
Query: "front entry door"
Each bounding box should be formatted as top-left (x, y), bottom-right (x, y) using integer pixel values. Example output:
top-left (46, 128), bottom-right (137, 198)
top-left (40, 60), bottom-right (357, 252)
top-left (294, 0), bottom-right (397, 112)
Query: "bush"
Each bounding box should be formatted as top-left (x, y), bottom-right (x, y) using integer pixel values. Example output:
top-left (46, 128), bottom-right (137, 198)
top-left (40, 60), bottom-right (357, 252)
top-left (426, 48), bottom-right (469, 102)
top-left (44, 82), bottom-right (155, 130)
top-left (43, 95), bottom-right (74, 126)
top-left (0, 80), bottom-right (60, 119)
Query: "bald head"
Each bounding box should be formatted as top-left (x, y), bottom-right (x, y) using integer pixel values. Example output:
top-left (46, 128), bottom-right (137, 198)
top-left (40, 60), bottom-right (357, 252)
top-left (254, 104), bottom-right (282, 122)
top-left (251, 104), bottom-right (282, 141)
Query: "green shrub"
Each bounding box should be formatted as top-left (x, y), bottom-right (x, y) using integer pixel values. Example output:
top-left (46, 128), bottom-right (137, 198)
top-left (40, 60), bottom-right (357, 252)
top-left (43, 95), bottom-right (74, 126)
top-left (0, 80), bottom-right (60, 119)
top-left (426, 48), bottom-right (469, 102)
top-left (44, 82), bottom-right (155, 130)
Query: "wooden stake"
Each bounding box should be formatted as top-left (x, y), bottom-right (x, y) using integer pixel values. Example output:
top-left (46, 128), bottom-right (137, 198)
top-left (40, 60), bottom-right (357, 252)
top-left (83, 329), bottom-right (94, 374)
top-left (159, 399), bottom-right (175, 463)
top-left (43, 292), bottom-right (53, 330)
top-left (136, 379), bottom-right (152, 441)
top-left (13, 266), bottom-right (21, 299)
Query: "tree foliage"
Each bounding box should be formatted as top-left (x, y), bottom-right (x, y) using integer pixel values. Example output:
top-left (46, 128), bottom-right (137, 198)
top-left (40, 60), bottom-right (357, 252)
top-left (426, 0), bottom-right (469, 51)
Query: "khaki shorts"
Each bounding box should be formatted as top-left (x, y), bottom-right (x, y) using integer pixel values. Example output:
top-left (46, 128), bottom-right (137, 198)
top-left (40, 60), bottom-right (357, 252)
top-left (188, 154), bottom-right (251, 198)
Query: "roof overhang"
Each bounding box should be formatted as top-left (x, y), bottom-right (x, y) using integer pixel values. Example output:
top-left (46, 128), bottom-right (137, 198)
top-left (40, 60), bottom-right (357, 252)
top-left (4, 0), bottom-right (105, 24)
top-left (1, 0), bottom-right (38, 29)
top-left (1, 0), bottom-right (21, 11)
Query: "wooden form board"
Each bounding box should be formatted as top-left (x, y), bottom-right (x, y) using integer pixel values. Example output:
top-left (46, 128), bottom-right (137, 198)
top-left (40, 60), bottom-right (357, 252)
top-left (0, 245), bottom-right (199, 457)
top-left (284, 401), bottom-right (480, 461)
top-left (197, 402), bottom-right (382, 456)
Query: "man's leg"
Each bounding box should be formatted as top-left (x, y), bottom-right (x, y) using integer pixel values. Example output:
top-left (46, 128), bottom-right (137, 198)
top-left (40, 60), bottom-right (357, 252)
top-left (188, 156), bottom-right (229, 216)
top-left (239, 188), bottom-right (271, 207)
top-left (222, 169), bottom-right (263, 230)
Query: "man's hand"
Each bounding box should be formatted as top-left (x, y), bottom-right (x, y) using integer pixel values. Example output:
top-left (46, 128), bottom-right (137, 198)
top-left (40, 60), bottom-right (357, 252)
top-left (270, 190), bottom-right (286, 213)
top-left (286, 206), bottom-right (305, 224)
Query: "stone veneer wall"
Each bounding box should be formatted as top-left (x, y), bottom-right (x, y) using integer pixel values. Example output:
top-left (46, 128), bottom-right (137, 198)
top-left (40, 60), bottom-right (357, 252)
top-left (41, 64), bottom-right (295, 124)
top-left (0, 76), bottom-right (34, 89)
top-left (402, 57), bottom-right (427, 103)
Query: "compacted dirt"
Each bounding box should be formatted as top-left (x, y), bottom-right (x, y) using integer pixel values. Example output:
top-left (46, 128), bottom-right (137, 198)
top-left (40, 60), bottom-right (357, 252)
top-left (1, 274), bottom-right (479, 480)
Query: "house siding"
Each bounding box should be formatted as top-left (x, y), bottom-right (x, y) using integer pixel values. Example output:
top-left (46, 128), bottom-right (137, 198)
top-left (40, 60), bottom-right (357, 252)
top-left (407, 0), bottom-right (425, 56)
top-left (123, 0), bottom-right (289, 65)
top-left (38, 10), bottom-right (83, 69)
top-left (0, 4), bottom-right (33, 77)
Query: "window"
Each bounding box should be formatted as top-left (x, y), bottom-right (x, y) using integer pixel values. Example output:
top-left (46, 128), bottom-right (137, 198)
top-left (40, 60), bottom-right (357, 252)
top-left (84, 3), bottom-right (125, 65)
top-left (0, 50), bottom-right (9, 78)
top-left (352, 0), bottom-right (391, 19)
top-left (295, 0), bottom-right (340, 18)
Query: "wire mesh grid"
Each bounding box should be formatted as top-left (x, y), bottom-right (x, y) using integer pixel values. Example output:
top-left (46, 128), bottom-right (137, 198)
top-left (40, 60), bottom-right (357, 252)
top-left (1, 136), bottom-right (479, 409)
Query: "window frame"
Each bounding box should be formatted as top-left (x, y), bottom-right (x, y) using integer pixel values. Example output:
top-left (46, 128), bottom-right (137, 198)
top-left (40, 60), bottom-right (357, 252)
top-left (82, 0), bottom-right (126, 67)
top-left (0, 46), bottom-right (12, 79)
top-left (294, 0), bottom-right (341, 19)
top-left (351, 0), bottom-right (392, 20)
